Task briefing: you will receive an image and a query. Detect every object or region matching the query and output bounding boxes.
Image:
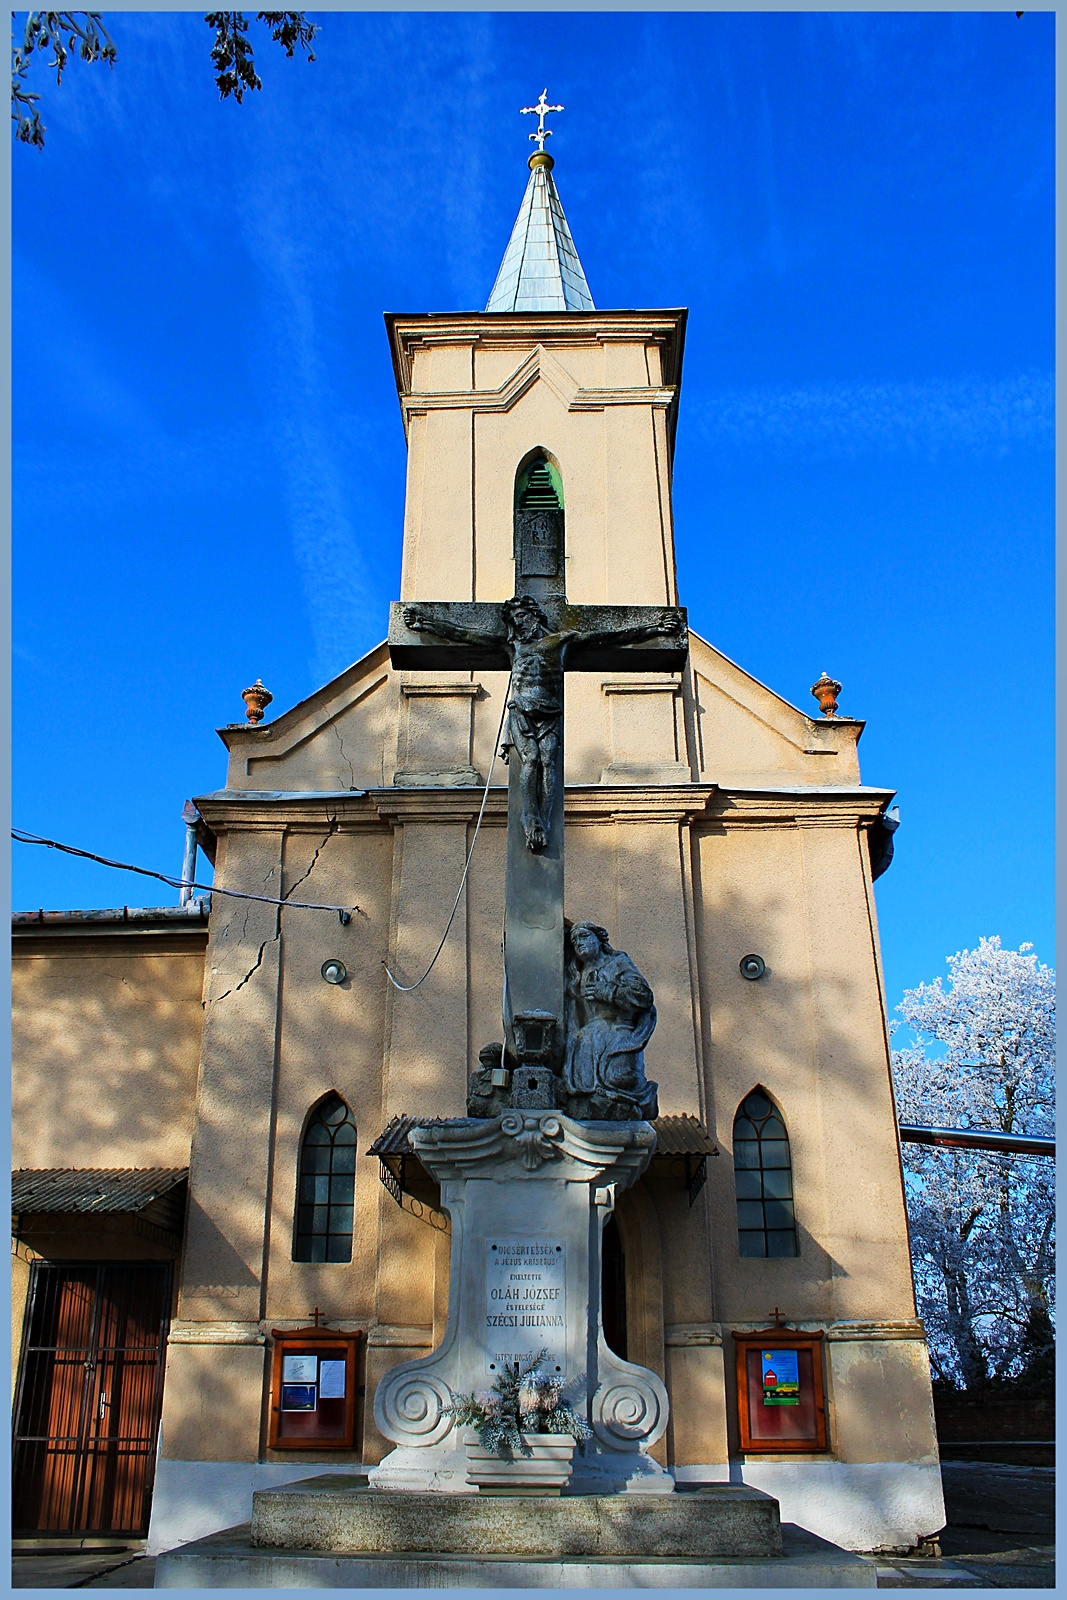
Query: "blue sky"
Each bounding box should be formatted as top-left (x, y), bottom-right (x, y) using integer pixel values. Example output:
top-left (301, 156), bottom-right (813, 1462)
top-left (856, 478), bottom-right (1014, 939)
top-left (12, 10), bottom-right (1054, 1014)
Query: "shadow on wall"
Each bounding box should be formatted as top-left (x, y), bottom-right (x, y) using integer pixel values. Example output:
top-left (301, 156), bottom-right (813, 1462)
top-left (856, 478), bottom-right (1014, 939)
top-left (12, 947), bottom-right (207, 1169)
top-left (563, 814), bottom-right (907, 1312)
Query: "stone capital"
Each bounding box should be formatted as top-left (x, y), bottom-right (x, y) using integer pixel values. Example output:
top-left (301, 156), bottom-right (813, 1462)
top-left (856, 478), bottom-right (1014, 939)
top-left (410, 1112), bottom-right (656, 1188)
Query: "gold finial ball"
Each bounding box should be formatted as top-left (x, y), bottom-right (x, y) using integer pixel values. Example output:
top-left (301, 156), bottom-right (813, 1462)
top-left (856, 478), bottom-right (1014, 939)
top-left (242, 678), bottom-right (273, 724)
top-left (528, 151), bottom-right (554, 171)
top-left (810, 672), bottom-right (842, 718)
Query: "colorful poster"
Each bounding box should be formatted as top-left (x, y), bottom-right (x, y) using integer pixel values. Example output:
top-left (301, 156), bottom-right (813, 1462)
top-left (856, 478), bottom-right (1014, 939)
top-left (318, 1359), bottom-right (346, 1399)
top-left (281, 1383), bottom-right (317, 1411)
top-left (761, 1348), bottom-right (800, 1405)
top-left (282, 1354), bottom-right (318, 1383)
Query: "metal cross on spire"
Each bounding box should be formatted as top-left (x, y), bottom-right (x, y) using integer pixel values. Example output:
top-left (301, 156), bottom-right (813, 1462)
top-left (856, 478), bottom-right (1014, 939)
top-left (520, 88), bottom-right (564, 152)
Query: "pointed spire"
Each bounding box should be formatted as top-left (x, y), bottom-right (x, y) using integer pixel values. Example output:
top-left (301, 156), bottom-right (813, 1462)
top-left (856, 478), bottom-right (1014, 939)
top-left (485, 150), bottom-right (594, 314)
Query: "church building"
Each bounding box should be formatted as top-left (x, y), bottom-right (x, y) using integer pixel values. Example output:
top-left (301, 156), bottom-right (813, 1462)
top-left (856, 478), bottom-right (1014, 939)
top-left (12, 127), bottom-right (944, 1557)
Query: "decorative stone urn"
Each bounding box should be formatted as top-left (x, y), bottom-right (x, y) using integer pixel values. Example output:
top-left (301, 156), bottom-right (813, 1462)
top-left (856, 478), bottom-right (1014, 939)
top-left (241, 678), bottom-right (273, 723)
top-left (464, 1431), bottom-right (576, 1495)
top-left (810, 670), bottom-right (841, 717)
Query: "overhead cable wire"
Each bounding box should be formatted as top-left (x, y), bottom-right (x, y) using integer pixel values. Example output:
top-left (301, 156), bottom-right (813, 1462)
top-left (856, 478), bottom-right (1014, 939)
top-left (12, 828), bottom-right (360, 916)
top-left (384, 675), bottom-right (512, 994)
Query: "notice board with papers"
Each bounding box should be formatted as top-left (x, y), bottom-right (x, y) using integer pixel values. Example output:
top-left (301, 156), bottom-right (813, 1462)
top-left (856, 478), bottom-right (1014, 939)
top-left (268, 1325), bottom-right (362, 1449)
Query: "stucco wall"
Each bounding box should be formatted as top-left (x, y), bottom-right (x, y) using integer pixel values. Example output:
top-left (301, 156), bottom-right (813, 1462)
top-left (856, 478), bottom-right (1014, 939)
top-left (12, 931), bottom-right (207, 1170)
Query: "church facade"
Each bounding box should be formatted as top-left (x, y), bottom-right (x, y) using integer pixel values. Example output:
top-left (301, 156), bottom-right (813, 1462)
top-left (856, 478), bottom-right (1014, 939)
top-left (12, 142), bottom-right (944, 1555)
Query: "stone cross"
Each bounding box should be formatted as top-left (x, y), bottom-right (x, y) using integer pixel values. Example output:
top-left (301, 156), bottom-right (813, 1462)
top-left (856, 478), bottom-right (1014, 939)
top-left (389, 499), bottom-right (687, 1079)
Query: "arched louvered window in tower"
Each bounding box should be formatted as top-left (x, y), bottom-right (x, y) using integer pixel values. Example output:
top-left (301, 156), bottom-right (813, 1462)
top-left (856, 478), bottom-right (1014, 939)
top-left (516, 456), bottom-right (564, 511)
top-left (513, 453), bottom-right (565, 594)
top-left (733, 1089), bottom-right (799, 1258)
top-left (293, 1094), bottom-right (356, 1263)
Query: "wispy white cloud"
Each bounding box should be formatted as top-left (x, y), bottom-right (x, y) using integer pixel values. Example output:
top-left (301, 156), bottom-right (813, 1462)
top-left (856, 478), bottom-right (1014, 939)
top-left (693, 372), bottom-right (1053, 459)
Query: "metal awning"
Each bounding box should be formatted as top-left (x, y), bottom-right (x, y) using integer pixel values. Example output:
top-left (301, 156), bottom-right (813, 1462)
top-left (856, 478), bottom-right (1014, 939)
top-left (366, 1119), bottom-right (448, 1215)
top-left (646, 1116), bottom-right (718, 1204)
top-left (12, 1168), bottom-right (188, 1246)
top-left (12, 1168), bottom-right (188, 1212)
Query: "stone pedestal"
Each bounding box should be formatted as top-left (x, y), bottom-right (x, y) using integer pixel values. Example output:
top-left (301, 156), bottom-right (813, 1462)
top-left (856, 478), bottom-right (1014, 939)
top-left (249, 1477), bottom-right (781, 1556)
top-left (369, 1111), bottom-right (672, 1494)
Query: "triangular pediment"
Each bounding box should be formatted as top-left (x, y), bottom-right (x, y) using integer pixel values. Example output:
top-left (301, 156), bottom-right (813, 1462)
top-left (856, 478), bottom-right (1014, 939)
top-left (686, 634), bottom-right (863, 788)
top-left (218, 643), bottom-right (397, 792)
top-left (216, 630), bottom-right (864, 797)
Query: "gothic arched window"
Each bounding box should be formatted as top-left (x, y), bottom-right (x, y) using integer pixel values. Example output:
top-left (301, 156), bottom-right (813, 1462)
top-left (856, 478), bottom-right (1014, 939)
top-left (733, 1089), bottom-right (799, 1258)
top-left (293, 1094), bottom-right (357, 1263)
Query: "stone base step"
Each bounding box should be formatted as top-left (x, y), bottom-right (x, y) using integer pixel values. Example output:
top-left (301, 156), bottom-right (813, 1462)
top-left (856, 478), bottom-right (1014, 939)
top-left (248, 1477), bottom-right (780, 1558)
top-left (154, 1521), bottom-right (876, 1588)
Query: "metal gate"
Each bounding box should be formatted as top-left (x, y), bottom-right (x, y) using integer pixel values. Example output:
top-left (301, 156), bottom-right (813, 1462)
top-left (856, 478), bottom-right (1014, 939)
top-left (12, 1262), bottom-right (172, 1534)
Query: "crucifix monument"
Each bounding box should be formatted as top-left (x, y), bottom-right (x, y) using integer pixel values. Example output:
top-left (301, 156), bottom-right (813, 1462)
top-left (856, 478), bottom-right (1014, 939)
top-left (370, 453), bottom-right (689, 1493)
top-left (389, 465), bottom-right (687, 1116)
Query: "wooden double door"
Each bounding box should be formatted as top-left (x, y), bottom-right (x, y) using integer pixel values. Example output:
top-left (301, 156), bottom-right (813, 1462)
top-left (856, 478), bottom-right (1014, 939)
top-left (12, 1262), bottom-right (172, 1535)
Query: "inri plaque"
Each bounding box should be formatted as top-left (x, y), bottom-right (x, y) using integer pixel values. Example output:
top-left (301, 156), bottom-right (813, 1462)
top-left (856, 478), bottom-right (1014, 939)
top-left (485, 1239), bottom-right (566, 1375)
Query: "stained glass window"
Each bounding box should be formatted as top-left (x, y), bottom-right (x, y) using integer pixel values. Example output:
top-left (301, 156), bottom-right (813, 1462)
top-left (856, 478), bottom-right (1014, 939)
top-left (733, 1090), bottom-right (799, 1258)
top-left (293, 1094), bottom-right (356, 1263)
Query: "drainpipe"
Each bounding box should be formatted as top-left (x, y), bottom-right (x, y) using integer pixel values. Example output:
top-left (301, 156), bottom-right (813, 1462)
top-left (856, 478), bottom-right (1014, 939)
top-left (179, 800), bottom-right (200, 905)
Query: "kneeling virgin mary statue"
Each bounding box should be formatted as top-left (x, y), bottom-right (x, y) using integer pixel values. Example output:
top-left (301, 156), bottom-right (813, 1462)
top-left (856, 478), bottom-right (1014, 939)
top-left (561, 921), bottom-right (659, 1121)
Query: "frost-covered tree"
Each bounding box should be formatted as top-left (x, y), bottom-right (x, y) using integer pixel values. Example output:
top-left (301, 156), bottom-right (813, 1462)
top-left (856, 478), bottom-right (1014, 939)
top-left (892, 937), bottom-right (1054, 1389)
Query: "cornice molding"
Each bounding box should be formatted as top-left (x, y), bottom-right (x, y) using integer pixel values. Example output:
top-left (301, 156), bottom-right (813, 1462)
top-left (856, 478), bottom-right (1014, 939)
top-left (387, 308), bottom-right (686, 391)
top-left (400, 681), bottom-right (482, 698)
top-left (400, 343), bottom-right (674, 427)
top-left (193, 783), bottom-right (891, 833)
top-left (168, 1320), bottom-right (265, 1346)
top-left (704, 788), bottom-right (893, 828)
top-left (727, 1318), bottom-right (926, 1343)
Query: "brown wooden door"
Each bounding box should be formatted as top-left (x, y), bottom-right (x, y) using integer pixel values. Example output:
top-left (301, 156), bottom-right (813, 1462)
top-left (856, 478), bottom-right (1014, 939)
top-left (12, 1263), bottom-right (172, 1534)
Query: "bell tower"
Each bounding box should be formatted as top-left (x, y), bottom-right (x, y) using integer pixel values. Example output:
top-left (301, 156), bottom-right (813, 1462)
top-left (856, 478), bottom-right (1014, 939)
top-left (388, 126), bottom-right (691, 792)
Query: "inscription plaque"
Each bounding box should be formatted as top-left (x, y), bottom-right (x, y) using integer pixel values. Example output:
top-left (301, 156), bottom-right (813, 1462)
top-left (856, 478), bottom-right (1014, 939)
top-left (485, 1239), bottom-right (566, 1375)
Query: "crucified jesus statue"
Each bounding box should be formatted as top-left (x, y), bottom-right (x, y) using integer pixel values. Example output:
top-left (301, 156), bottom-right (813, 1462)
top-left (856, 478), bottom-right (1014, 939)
top-left (402, 595), bottom-right (685, 852)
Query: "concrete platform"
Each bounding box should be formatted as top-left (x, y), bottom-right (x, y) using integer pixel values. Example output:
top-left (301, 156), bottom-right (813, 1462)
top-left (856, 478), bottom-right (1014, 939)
top-left (249, 1475), bottom-right (781, 1558)
top-left (154, 1519), bottom-right (876, 1588)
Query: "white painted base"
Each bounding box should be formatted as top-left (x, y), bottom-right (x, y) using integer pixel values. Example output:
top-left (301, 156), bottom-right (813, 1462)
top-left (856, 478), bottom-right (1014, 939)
top-left (568, 1446), bottom-right (676, 1495)
top-left (149, 1454), bottom-right (945, 1557)
top-left (367, 1441), bottom-right (471, 1493)
top-left (676, 1461), bottom-right (945, 1554)
top-left (146, 1459), bottom-right (366, 1555)
top-left (369, 1438), bottom-right (676, 1497)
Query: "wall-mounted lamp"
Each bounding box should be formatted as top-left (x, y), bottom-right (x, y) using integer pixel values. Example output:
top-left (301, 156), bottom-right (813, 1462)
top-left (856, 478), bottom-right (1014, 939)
top-left (739, 954), bottom-right (766, 981)
top-left (321, 959), bottom-right (347, 985)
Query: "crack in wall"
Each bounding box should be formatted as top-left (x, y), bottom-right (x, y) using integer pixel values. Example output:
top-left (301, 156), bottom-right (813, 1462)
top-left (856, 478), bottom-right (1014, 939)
top-left (283, 817), bottom-right (338, 906)
top-left (333, 724), bottom-right (358, 789)
top-left (204, 821), bottom-right (341, 1006)
top-left (234, 941), bottom-right (268, 992)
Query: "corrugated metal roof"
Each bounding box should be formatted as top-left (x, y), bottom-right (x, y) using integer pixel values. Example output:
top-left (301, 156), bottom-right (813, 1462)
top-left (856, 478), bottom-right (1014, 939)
top-left (485, 158), bottom-right (594, 313)
top-left (12, 1168), bottom-right (188, 1214)
top-left (651, 1116), bottom-right (718, 1156)
top-left (366, 1117), bottom-right (453, 1158)
top-left (13, 905), bottom-right (209, 927)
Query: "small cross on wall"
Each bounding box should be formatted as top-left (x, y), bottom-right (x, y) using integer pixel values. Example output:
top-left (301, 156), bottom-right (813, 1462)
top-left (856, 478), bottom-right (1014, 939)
top-left (309, 1305), bottom-right (327, 1328)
